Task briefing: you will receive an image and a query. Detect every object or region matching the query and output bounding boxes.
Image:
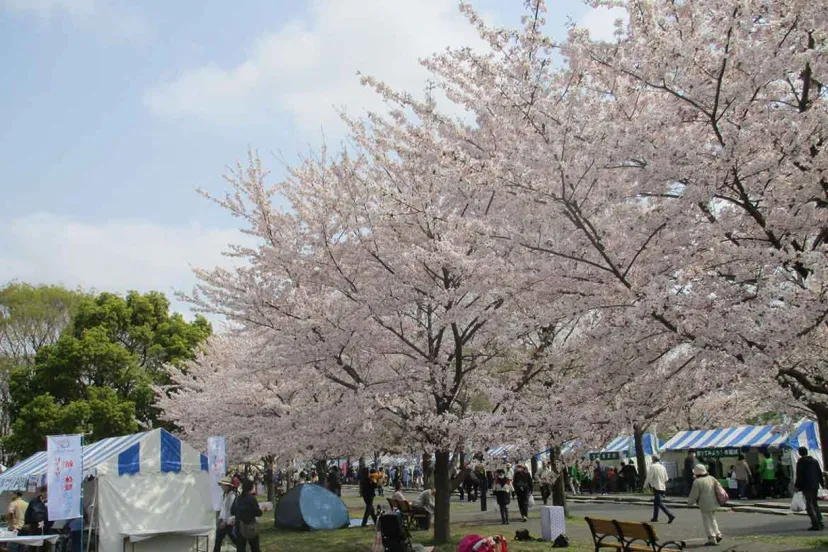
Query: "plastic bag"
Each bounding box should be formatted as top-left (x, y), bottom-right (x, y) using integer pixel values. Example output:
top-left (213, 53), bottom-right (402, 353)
top-left (791, 491), bottom-right (806, 513)
top-left (818, 489), bottom-right (828, 501)
top-left (528, 494), bottom-right (535, 508)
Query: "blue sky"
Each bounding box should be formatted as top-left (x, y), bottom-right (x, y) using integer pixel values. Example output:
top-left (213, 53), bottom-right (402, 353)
top-left (1, 0), bottom-right (619, 315)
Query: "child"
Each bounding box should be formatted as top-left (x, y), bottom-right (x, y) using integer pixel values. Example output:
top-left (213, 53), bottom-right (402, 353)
top-left (492, 468), bottom-right (513, 525)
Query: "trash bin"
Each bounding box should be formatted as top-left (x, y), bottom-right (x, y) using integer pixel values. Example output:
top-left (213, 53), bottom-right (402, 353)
top-left (540, 505), bottom-right (566, 541)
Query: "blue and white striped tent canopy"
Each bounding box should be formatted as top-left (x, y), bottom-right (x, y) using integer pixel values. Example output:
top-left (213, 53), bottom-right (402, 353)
top-left (663, 419), bottom-right (820, 452)
top-left (0, 429), bottom-right (208, 492)
top-left (603, 434), bottom-right (663, 456)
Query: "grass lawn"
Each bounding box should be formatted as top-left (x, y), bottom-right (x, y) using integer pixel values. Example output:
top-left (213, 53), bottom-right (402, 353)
top-left (252, 495), bottom-right (594, 552)
top-left (256, 522), bottom-right (594, 552)
top-left (248, 493), bottom-right (828, 551)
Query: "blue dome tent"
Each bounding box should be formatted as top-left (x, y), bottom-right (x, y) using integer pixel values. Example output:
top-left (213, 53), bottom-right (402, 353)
top-left (274, 483), bottom-right (350, 530)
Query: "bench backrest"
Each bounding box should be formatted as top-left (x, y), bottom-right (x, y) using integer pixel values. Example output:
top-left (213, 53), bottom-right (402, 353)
top-left (614, 520), bottom-right (656, 550)
top-left (399, 500), bottom-right (413, 513)
top-left (387, 498), bottom-right (399, 510)
top-left (585, 517), bottom-right (617, 537)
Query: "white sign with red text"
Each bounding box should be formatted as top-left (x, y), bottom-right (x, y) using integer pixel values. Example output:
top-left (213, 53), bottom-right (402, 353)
top-left (207, 436), bottom-right (227, 511)
top-left (46, 434), bottom-right (83, 521)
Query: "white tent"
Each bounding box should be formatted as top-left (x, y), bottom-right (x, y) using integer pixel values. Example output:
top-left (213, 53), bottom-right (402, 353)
top-left (0, 429), bottom-right (214, 552)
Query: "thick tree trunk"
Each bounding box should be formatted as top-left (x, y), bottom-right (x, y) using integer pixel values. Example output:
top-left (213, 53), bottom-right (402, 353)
top-left (813, 407), bottom-right (828, 468)
top-left (263, 455), bottom-right (275, 502)
top-left (422, 452), bottom-right (434, 490)
top-left (633, 423), bottom-right (648, 492)
top-left (549, 446), bottom-right (567, 516)
top-left (433, 450), bottom-right (452, 545)
top-left (244, 462), bottom-right (250, 478)
top-left (531, 455), bottom-right (539, 479)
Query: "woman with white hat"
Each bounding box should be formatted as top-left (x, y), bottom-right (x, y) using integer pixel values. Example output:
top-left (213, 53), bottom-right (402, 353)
top-left (688, 463), bottom-right (723, 546)
top-left (214, 476), bottom-right (238, 552)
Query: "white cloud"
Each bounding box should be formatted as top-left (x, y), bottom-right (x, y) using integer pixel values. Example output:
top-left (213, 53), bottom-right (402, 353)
top-left (0, 214), bottom-right (244, 317)
top-left (2, 0), bottom-right (152, 43)
top-left (144, 0), bottom-right (489, 134)
top-left (579, 5), bottom-right (628, 42)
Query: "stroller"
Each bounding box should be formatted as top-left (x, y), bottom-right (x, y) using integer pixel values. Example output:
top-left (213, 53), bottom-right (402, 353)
top-left (378, 512), bottom-right (415, 552)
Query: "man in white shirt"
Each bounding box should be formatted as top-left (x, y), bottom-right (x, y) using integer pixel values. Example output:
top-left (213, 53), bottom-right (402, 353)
top-left (645, 456), bottom-right (675, 524)
top-left (214, 477), bottom-right (237, 552)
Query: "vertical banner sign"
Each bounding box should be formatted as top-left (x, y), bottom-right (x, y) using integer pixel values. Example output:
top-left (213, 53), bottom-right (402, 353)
top-left (207, 436), bottom-right (227, 512)
top-left (46, 434), bottom-right (83, 521)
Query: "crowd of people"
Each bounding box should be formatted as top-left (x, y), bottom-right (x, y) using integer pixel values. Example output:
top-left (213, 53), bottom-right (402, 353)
top-left (643, 447), bottom-right (826, 547)
top-left (4, 486), bottom-right (85, 552)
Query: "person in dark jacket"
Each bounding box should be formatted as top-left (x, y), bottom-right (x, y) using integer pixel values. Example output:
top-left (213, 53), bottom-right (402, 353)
top-left (22, 486), bottom-right (53, 535)
top-left (683, 450), bottom-right (697, 495)
top-left (232, 480), bottom-right (262, 552)
top-left (327, 466), bottom-right (342, 496)
top-left (359, 467), bottom-right (378, 527)
top-left (476, 465), bottom-right (488, 512)
top-left (622, 462), bottom-right (638, 492)
top-left (795, 447), bottom-right (825, 531)
top-left (512, 464), bottom-right (533, 522)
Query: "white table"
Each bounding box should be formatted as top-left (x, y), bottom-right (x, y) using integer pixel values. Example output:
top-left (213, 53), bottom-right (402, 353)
top-left (122, 527), bottom-right (211, 552)
top-left (0, 533), bottom-right (61, 546)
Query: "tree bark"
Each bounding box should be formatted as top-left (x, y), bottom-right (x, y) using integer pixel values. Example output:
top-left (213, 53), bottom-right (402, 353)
top-left (549, 446), bottom-right (567, 516)
top-left (263, 455), bottom-right (275, 502)
top-left (531, 455), bottom-right (539, 479)
top-left (633, 423), bottom-right (648, 492)
top-left (422, 452), bottom-right (434, 490)
top-left (812, 406), bottom-right (828, 468)
top-left (433, 450), bottom-right (452, 545)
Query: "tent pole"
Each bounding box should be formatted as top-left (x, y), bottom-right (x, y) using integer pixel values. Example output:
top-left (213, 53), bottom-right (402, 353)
top-left (86, 480), bottom-right (97, 552)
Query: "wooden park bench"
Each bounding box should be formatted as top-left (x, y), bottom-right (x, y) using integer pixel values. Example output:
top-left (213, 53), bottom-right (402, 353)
top-left (386, 498), bottom-right (429, 531)
top-left (585, 517), bottom-right (685, 552)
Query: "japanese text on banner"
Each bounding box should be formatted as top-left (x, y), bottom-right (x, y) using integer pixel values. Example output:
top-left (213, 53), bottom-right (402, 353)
top-left (207, 436), bottom-right (227, 512)
top-left (46, 434), bottom-right (83, 521)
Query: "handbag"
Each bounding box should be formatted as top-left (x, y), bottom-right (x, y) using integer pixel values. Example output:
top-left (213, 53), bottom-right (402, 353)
top-left (713, 480), bottom-right (729, 506)
top-left (239, 519), bottom-right (259, 539)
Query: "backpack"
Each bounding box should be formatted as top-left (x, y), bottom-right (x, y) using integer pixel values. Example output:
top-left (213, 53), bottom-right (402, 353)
top-left (552, 534), bottom-right (570, 548)
top-left (514, 529), bottom-right (538, 541)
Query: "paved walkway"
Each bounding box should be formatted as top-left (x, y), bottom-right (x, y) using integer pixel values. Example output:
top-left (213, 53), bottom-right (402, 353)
top-left (446, 497), bottom-right (826, 551)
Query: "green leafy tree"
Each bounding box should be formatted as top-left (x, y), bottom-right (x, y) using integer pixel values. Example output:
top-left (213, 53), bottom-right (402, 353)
top-left (0, 283), bottom-right (86, 461)
top-left (6, 290), bottom-right (211, 459)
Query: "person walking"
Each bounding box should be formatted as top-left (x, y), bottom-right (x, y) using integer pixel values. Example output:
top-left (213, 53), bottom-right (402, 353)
top-left (759, 451), bottom-right (776, 499)
top-left (232, 480), bottom-right (262, 552)
top-left (688, 464), bottom-right (723, 546)
top-left (477, 465), bottom-right (489, 512)
top-left (360, 467), bottom-right (378, 527)
top-left (537, 462), bottom-right (554, 505)
top-left (795, 447), bottom-right (825, 531)
top-left (683, 450), bottom-right (698, 496)
top-left (214, 477), bottom-right (238, 552)
top-left (645, 455), bottom-right (675, 524)
top-left (492, 469), bottom-right (513, 525)
top-left (732, 454), bottom-right (752, 500)
top-left (568, 463), bottom-right (581, 495)
top-left (512, 464), bottom-right (533, 522)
